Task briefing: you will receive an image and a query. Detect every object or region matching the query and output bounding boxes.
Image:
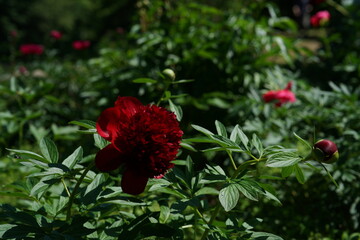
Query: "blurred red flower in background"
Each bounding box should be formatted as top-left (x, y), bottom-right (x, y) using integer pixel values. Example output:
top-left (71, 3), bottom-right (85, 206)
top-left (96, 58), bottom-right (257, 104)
top-left (95, 97), bottom-right (183, 195)
top-left (19, 44), bottom-right (44, 55)
top-left (50, 30), bottom-right (62, 40)
top-left (263, 82), bottom-right (296, 107)
top-left (72, 40), bottom-right (91, 50)
top-left (310, 10), bottom-right (331, 27)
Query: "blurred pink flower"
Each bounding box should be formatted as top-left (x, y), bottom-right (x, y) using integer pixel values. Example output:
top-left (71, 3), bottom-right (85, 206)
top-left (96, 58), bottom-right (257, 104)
top-left (19, 44), bottom-right (44, 55)
top-left (72, 40), bottom-right (91, 50)
top-left (310, 10), bottom-right (331, 27)
top-left (50, 30), bottom-right (62, 40)
top-left (263, 82), bottom-right (296, 107)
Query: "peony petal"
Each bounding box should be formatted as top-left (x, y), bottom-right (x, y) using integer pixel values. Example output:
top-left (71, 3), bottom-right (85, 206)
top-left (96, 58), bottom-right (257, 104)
top-left (121, 169), bottom-right (148, 195)
top-left (263, 91), bottom-right (277, 103)
top-left (114, 96), bottom-right (143, 117)
top-left (95, 144), bottom-right (125, 172)
top-left (96, 107), bottom-right (121, 141)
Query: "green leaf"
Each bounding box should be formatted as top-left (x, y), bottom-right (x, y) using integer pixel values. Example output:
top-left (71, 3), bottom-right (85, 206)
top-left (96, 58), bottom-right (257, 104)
top-left (69, 120), bottom-right (96, 129)
top-left (293, 132), bottom-right (312, 157)
top-left (210, 135), bottom-right (242, 149)
top-left (235, 179), bottom-right (263, 201)
top-left (281, 165), bottom-right (295, 178)
top-left (6, 149), bottom-right (48, 163)
top-left (215, 120), bottom-right (227, 138)
top-left (294, 164), bottom-right (305, 184)
top-left (266, 152), bottom-right (302, 168)
top-left (252, 133), bottom-right (264, 157)
top-left (192, 124), bottom-right (214, 136)
top-left (39, 137), bottom-right (59, 163)
top-left (62, 147), bottom-right (83, 169)
top-left (168, 99), bottom-right (183, 121)
top-left (159, 206), bottom-right (171, 224)
top-left (231, 125), bottom-right (249, 150)
top-left (179, 142), bottom-right (197, 152)
top-left (194, 187), bottom-right (220, 196)
top-left (84, 173), bottom-right (107, 196)
top-left (132, 78), bottom-right (157, 84)
top-left (251, 231), bottom-right (284, 240)
top-left (219, 184), bottom-right (240, 212)
top-left (94, 134), bottom-right (109, 149)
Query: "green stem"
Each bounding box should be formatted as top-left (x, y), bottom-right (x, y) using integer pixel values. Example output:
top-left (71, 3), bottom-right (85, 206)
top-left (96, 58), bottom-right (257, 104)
top-left (226, 151), bottom-right (237, 171)
top-left (156, 81), bottom-right (172, 106)
top-left (66, 162), bottom-right (94, 221)
top-left (231, 159), bottom-right (258, 179)
top-left (200, 204), bottom-right (221, 240)
top-left (320, 162), bottom-right (339, 188)
top-left (61, 178), bottom-right (71, 197)
top-left (326, 0), bottom-right (349, 16)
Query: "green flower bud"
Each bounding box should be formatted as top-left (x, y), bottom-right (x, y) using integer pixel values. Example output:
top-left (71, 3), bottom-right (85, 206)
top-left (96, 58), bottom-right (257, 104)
top-left (162, 68), bottom-right (176, 81)
top-left (313, 139), bottom-right (339, 164)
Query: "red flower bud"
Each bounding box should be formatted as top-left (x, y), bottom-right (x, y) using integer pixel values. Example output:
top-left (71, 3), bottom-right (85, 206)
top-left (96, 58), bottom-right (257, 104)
top-left (313, 139), bottom-right (339, 163)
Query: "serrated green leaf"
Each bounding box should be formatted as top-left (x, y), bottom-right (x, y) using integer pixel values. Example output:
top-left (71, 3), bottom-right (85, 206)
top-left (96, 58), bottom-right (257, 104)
top-left (215, 120), bottom-right (227, 138)
top-left (132, 78), bottom-right (157, 84)
top-left (62, 147), bottom-right (83, 169)
top-left (219, 184), bottom-right (240, 212)
top-left (294, 164), bottom-right (305, 184)
top-left (39, 138), bottom-right (59, 163)
top-left (69, 120), bottom-right (96, 129)
top-left (168, 99), bottom-right (183, 121)
top-left (267, 152), bottom-right (302, 168)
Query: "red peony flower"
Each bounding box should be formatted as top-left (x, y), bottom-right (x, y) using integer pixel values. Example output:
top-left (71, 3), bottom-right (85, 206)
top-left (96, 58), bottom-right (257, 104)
top-left (72, 40), bottom-right (91, 50)
top-left (310, 10), bottom-right (331, 27)
top-left (19, 44), bottom-right (44, 55)
top-left (50, 30), bottom-right (62, 40)
top-left (263, 82), bottom-right (296, 107)
top-left (95, 96), bottom-right (183, 195)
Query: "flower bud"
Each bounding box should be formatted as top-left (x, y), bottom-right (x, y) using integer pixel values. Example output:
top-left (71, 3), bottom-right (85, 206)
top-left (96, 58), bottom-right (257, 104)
top-left (162, 68), bottom-right (176, 81)
top-left (313, 139), bottom-right (339, 163)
